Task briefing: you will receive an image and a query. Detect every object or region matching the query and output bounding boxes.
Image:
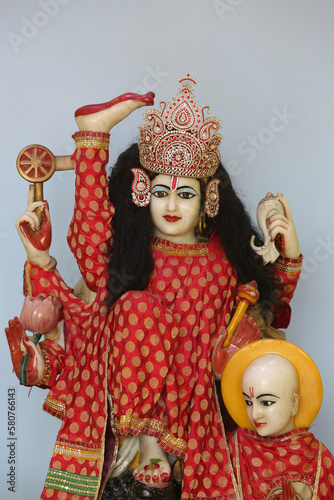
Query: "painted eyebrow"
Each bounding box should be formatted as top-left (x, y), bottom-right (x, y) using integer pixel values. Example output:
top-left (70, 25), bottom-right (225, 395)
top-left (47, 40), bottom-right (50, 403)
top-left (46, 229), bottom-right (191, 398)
top-left (151, 184), bottom-right (169, 190)
top-left (177, 186), bottom-right (199, 193)
top-left (242, 392), bottom-right (280, 399)
top-left (151, 184), bottom-right (199, 193)
top-left (256, 393), bottom-right (280, 400)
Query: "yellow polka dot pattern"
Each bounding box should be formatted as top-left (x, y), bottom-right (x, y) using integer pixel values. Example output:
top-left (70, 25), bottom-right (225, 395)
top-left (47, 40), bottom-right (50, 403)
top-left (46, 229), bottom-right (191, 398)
top-left (25, 138), bottom-right (302, 499)
top-left (106, 237), bottom-right (239, 498)
top-left (67, 139), bottom-right (113, 294)
top-left (28, 140), bottom-right (241, 499)
top-left (230, 427), bottom-right (334, 499)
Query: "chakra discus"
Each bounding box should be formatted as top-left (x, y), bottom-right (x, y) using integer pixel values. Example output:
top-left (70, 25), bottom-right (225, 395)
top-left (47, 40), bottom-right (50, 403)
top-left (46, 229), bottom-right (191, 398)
top-left (16, 144), bottom-right (56, 201)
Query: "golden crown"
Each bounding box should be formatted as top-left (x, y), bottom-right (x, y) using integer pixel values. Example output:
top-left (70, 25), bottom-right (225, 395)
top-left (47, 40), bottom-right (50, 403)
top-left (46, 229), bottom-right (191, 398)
top-left (138, 75), bottom-right (222, 178)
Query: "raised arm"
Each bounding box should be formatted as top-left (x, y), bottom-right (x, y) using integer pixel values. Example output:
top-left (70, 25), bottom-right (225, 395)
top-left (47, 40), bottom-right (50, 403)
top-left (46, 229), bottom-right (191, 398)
top-left (6, 196), bottom-right (79, 387)
top-left (266, 193), bottom-right (302, 328)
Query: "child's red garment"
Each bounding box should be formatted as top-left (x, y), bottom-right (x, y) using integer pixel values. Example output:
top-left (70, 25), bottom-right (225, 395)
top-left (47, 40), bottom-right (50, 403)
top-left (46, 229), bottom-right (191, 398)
top-left (228, 427), bottom-right (334, 498)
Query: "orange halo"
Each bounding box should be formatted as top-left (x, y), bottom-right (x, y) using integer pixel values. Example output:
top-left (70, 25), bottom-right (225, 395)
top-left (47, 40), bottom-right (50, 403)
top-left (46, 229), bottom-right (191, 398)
top-left (221, 339), bottom-right (323, 430)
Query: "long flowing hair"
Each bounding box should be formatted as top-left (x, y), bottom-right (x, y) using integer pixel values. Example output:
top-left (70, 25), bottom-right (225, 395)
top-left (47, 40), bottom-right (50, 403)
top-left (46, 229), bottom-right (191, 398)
top-left (106, 143), bottom-right (277, 313)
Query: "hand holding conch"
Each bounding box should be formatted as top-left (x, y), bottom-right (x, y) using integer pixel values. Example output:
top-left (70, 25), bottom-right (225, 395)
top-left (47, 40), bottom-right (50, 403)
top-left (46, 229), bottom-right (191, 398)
top-left (251, 193), bottom-right (300, 264)
top-left (268, 193), bottom-right (300, 260)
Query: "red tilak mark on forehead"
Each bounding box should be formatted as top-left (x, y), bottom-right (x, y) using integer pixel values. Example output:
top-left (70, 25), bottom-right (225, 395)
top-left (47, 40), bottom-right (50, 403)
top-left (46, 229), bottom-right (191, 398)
top-left (249, 387), bottom-right (254, 399)
top-left (171, 176), bottom-right (178, 191)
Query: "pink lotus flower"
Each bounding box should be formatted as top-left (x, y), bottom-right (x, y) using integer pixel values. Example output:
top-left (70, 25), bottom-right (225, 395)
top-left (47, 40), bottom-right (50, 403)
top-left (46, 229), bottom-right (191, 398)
top-left (20, 296), bottom-right (60, 334)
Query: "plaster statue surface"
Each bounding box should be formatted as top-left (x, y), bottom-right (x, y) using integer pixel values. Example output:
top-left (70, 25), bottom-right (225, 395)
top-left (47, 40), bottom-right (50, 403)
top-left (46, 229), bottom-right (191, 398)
top-left (5, 77), bottom-right (303, 500)
top-left (251, 193), bottom-right (286, 264)
top-left (222, 339), bottom-right (334, 499)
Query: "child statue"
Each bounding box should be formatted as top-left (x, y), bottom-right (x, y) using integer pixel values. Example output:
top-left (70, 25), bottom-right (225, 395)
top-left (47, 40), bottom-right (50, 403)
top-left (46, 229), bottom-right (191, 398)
top-left (222, 339), bottom-right (334, 499)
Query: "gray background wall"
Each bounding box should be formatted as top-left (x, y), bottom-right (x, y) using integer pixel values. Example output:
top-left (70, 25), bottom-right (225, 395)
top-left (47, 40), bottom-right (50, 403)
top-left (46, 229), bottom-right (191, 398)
top-left (1, 1), bottom-right (333, 498)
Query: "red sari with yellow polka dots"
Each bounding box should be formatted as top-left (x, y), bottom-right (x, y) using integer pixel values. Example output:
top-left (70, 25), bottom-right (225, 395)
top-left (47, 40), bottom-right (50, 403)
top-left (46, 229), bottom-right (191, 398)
top-left (228, 427), bottom-right (334, 498)
top-left (24, 132), bottom-right (302, 500)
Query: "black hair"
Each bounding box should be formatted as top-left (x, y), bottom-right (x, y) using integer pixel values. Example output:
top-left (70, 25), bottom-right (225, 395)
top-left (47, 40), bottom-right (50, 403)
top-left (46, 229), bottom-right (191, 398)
top-left (211, 165), bottom-right (276, 308)
top-left (106, 144), bottom-right (154, 304)
top-left (106, 143), bottom-right (277, 315)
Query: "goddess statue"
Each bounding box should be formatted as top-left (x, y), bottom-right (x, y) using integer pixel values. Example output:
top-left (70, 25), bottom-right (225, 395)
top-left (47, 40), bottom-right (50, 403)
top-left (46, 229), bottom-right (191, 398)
top-left (6, 76), bottom-right (302, 499)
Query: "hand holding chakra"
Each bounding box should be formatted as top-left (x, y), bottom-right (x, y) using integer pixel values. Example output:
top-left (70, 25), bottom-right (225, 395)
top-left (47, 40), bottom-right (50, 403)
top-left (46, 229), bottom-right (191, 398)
top-left (15, 186), bottom-right (53, 268)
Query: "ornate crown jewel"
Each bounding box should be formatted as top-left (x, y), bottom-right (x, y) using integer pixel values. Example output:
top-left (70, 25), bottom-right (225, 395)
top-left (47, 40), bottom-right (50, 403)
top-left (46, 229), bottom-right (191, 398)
top-left (138, 75), bottom-right (222, 178)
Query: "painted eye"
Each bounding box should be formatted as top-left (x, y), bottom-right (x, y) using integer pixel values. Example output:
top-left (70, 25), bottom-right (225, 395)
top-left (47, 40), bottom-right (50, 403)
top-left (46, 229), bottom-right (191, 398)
top-left (261, 400), bottom-right (275, 407)
top-left (179, 191), bottom-right (195, 199)
top-left (152, 190), bottom-right (168, 198)
top-left (244, 400), bottom-right (253, 407)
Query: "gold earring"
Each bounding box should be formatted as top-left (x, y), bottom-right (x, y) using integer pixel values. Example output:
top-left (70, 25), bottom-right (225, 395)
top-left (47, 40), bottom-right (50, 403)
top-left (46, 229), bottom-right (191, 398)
top-left (197, 214), bottom-right (207, 235)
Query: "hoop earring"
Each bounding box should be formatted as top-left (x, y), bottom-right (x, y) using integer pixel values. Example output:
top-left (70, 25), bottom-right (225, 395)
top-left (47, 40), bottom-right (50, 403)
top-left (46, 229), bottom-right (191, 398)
top-left (197, 214), bottom-right (207, 235)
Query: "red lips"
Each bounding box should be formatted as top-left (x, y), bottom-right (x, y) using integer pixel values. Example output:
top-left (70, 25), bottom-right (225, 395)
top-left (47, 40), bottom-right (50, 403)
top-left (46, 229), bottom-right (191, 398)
top-left (163, 216), bottom-right (181, 222)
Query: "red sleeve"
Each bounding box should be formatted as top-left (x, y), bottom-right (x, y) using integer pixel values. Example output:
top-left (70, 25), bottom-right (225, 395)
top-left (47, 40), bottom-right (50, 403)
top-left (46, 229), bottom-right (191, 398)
top-left (23, 261), bottom-right (93, 386)
top-left (37, 338), bottom-right (66, 389)
top-left (23, 260), bottom-right (82, 309)
top-left (23, 260), bottom-right (91, 342)
top-left (22, 263), bottom-right (72, 388)
top-left (268, 255), bottom-right (303, 328)
top-left (67, 132), bottom-right (114, 292)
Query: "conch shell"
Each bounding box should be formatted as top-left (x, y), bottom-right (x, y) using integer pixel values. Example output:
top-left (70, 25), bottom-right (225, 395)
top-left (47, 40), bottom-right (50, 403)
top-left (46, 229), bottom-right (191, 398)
top-left (250, 194), bottom-right (284, 264)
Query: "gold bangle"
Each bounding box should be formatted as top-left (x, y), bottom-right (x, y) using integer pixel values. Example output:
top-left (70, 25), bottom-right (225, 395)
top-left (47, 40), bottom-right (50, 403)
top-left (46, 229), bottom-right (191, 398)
top-left (45, 324), bottom-right (60, 342)
top-left (274, 259), bottom-right (302, 274)
top-left (39, 350), bottom-right (51, 386)
top-left (73, 131), bottom-right (110, 150)
top-left (42, 256), bottom-right (57, 271)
